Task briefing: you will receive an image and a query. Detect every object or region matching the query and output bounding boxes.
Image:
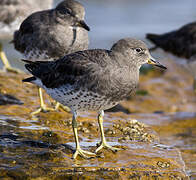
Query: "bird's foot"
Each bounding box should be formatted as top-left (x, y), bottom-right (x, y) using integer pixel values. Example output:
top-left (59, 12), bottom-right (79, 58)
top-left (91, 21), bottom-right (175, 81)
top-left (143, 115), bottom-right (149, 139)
top-left (55, 102), bottom-right (70, 112)
top-left (95, 141), bottom-right (121, 153)
top-left (31, 105), bottom-right (55, 116)
top-left (3, 66), bottom-right (24, 74)
top-left (73, 147), bottom-right (96, 159)
top-left (0, 44), bottom-right (23, 74)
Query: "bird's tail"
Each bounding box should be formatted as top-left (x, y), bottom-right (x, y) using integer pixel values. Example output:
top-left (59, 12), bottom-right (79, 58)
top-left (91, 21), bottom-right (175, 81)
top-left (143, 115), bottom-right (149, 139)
top-left (22, 59), bottom-right (50, 76)
top-left (22, 59), bottom-right (44, 83)
top-left (22, 59), bottom-right (40, 74)
top-left (146, 33), bottom-right (161, 51)
top-left (22, 59), bottom-right (54, 85)
top-left (146, 33), bottom-right (160, 43)
top-left (22, 76), bottom-right (36, 83)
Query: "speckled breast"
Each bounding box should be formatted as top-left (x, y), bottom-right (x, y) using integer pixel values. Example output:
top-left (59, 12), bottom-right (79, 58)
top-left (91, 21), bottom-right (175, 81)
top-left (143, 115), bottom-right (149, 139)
top-left (45, 85), bottom-right (118, 112)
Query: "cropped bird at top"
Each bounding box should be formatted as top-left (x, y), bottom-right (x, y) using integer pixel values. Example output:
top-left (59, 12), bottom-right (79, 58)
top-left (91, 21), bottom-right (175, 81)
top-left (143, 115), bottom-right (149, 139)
top-left (146, 21), bottom-right (196, 92)
top-left (0, 0), bottom-right (53, 72)
top-left (23, 38), bottom-right (167, 159)
top-left (12, 0), bottom-right (90, 115)
top-left (13, 0), bottom-right (90, 60)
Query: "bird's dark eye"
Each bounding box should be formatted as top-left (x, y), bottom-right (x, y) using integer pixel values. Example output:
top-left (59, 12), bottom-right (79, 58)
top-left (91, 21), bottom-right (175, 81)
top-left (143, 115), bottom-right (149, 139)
top-left (66, 8), bottom-right (72, 15)
top-left (135, 48), bottom-right (142, 53)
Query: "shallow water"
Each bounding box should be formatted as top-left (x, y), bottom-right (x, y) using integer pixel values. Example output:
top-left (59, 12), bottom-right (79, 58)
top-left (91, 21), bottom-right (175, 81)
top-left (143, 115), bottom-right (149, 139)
top-left (0, 112), bottom-right (191, 179)
top-left (0, 0), bottom-right (196, 179)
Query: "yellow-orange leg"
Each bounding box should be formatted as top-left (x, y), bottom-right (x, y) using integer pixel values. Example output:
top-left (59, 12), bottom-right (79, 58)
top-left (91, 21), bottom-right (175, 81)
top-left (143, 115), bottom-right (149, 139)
top-left (72, 112), bottom-right (96, 159)
top-left (0, 43), bottom-right (22, 73)
top-left (55, 102), bottom-right (70, 112)
top-left (31, 87), bottom-right (55, 116)
top-left (95, 110), bottom-right (120, 153)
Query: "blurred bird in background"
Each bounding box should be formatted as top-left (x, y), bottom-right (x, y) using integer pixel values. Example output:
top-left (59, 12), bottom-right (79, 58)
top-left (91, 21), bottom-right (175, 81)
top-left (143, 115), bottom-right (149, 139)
top-left (146, 22), bottom-right (196, 92)
top-left (0, 0), bottom-right (53, 73)
top-left (12, 0), bottom-right (90, 115)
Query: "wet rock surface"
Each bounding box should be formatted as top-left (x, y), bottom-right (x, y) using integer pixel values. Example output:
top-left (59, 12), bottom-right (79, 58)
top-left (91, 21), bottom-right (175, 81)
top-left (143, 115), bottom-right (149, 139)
top-left (0, 59), bottom-right (195, 179)
top-left (0, 92), bottom-right (23, 105)
top-left (0, 114), bottom-right (188, 179)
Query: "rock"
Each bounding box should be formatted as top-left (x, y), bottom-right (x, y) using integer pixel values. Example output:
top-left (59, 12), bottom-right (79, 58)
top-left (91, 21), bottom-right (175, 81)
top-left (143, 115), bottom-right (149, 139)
top-left (0, 66), bottom-right (194, 179)
top-left (0, 112), bottom-right (188, 179)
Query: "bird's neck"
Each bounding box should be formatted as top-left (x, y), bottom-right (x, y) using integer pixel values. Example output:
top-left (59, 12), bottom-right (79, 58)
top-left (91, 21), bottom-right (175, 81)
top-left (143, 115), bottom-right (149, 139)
top-left (129, 65), bottom-right (140, 85)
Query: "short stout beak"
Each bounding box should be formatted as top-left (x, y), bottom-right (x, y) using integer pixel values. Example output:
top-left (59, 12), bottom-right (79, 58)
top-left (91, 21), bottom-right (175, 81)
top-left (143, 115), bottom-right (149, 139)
top-left (77, 20), bottom-right (90, 31)
top-left (148, 56), bottom-right (167, 69)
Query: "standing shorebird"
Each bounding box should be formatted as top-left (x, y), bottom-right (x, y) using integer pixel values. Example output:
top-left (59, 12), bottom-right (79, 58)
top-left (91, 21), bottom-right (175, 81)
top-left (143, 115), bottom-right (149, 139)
top-left (146, 22), bottom-right (196, 92)
top-left (12, 0), bottom-right (90, 115)
top-left (22, 38), bottom-right (166, 159)
top-left (0, 0), bottom-right (53, 72)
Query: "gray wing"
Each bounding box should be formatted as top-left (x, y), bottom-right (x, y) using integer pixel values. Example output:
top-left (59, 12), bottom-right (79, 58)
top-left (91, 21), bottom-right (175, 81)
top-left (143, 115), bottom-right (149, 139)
top-left (24, 49), bottom-right (110, 88)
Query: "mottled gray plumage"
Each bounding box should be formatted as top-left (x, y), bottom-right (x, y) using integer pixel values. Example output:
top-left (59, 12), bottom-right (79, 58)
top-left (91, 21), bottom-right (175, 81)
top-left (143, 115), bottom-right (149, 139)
top-left (0, 0), bottom-right (53, 38)
top-left (23, 38), bottom-right (166, 112)
top-left (23, 38), bottom-right (166, 159)
top-left (12, 0), bottom-right (90, 61)
top-left (146, 22), bottom-right (196, 59)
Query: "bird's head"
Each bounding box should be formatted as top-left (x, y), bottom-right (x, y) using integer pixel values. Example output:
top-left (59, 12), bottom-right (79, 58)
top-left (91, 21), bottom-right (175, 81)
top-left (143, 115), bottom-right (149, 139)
top-left (55, 0), bottom-right (90, 31)
top-left (111, 38), bottom-right (167, 69)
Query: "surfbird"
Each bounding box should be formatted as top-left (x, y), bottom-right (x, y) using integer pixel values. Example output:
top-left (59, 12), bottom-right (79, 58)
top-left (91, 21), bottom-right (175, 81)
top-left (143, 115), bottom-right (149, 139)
top-left (0, 0), bottom-right (53, 73)
top-left (22, 38), bottom-right (166, 159)
top-left (146, 22), bottom-right (196, 92)
top-left (12, 0), bottom-right (90, 115)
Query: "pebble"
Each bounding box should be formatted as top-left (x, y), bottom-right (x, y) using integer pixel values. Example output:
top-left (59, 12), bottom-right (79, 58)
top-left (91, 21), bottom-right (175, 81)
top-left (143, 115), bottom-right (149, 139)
top-left (112, 119), bottom-right (156, 142)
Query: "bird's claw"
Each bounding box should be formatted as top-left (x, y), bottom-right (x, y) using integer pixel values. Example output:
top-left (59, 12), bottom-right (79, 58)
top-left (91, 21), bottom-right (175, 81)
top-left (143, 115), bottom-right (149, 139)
top-left (55, 102), bottom-right (70, 112)
top-left (73, 147), bottom-right (96, 159)
top-left (95, 141), bottom-right (121, 153)
top-left (3, 66), bottom-right (24, 74)
top-left (31, 106), bottom-right (55, 116)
